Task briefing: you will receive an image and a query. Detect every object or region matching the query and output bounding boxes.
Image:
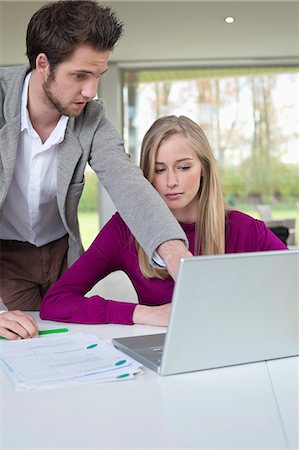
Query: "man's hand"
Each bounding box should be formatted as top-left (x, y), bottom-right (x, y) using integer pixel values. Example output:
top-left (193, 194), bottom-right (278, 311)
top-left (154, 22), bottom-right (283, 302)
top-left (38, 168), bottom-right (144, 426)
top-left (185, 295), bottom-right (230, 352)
top-left (0, 311), bottom-right (39, 340)
top-left (133, 303), bottom-right (171, 327)
top-left (157, 240), bottom-right (192, 280)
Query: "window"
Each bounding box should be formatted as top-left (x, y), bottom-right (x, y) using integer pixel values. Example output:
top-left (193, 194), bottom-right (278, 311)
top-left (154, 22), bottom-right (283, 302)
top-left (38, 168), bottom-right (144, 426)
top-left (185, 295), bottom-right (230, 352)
top-left (78, 169), bottom-right (99, 249)
top-left (122, 66), bottom-right (299, 213)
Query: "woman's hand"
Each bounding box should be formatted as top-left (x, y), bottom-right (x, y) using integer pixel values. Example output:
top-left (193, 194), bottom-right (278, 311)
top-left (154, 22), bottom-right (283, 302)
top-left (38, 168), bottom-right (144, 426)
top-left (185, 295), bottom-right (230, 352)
top-left (132, 303), bottom-right (171, 327)
top-left (0, 311), bottom-right (39, 340)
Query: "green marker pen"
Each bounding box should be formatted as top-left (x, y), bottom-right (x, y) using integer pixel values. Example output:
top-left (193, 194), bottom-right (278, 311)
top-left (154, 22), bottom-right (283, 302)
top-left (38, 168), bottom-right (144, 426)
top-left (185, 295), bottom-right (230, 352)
top-left (38, 328), bottom-right (69, 335)
top-left (0, 328), bottom-right (69, 340)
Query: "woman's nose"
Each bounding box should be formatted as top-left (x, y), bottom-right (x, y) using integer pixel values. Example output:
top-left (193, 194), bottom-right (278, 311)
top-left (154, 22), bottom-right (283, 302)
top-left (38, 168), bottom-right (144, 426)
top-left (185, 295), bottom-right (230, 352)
top-left (167, 171), bottom-right (178, 188)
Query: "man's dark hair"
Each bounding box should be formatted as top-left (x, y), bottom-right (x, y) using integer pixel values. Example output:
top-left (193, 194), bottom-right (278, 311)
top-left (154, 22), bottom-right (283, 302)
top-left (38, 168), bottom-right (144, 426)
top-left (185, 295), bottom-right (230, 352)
top-left (26, 0), bottom-right (123, 69)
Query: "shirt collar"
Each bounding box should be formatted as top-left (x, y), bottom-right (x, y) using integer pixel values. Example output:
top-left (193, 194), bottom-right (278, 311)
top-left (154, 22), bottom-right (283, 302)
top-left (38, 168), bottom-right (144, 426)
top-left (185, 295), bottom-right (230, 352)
top-left (20, 72), bottom-right (33, 134)
top-left (20, 72), bottom-right (69, 145)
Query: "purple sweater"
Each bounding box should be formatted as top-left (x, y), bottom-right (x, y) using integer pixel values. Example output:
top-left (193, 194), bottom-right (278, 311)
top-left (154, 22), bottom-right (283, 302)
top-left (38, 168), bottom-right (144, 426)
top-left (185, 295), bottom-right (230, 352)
top-left (40, 210), bottom-right (287, 325)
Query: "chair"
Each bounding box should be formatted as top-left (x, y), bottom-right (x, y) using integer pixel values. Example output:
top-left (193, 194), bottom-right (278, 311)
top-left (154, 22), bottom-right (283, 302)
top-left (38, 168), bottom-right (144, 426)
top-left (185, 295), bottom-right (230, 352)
top-left (257, 204), bottom-right (273, 221)
top-left (268, 226), bottom-right (289, 246)
top-left (257, 204), bottom-right (296, 246)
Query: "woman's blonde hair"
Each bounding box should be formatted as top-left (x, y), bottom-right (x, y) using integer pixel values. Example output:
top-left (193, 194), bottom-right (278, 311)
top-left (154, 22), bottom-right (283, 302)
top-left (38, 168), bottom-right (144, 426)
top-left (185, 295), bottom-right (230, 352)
top-left (137, 115), bottom-right (225, 279)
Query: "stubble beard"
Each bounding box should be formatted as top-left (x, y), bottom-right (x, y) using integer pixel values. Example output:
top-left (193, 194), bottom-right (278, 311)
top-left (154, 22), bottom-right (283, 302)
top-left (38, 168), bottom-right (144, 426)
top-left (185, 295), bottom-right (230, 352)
top-left (42, 72), bottom-right (81, 117)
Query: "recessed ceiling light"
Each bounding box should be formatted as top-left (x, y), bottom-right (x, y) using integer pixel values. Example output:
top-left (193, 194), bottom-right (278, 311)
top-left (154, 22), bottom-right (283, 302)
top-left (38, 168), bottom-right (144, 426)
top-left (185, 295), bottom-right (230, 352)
top-left (224, 16), bottom-right (235, 24)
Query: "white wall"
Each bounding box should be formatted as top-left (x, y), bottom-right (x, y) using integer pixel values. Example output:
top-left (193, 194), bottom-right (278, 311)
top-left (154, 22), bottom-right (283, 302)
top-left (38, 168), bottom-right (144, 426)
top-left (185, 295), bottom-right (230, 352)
top-left (107, 1), bottom-right (299, 61)
top-left (0, 1), bottom-right (298, 65)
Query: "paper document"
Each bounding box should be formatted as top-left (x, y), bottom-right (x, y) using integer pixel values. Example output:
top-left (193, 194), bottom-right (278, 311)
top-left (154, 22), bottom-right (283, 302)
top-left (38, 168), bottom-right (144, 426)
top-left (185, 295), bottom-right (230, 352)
top-left (0, 332), bottom-right (142, 390)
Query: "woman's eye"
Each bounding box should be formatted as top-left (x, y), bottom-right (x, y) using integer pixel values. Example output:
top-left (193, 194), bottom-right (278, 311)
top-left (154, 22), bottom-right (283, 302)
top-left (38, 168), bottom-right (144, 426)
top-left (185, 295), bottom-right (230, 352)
top-left (155, 168), bottom-right (166, 174)
top-left (178, 166), bottom-right (191, 171)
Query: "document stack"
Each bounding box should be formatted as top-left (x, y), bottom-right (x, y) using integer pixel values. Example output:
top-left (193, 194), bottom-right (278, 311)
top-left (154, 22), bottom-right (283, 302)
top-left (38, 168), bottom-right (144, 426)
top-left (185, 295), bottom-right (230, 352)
top-left (0, 332), bottom-right (142, 390)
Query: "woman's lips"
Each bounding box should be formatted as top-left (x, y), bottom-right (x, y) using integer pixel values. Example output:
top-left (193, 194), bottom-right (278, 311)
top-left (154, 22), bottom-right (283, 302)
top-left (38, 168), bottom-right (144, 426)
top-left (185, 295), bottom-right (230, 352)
top-left (165, 193), bottom-right (183, 200)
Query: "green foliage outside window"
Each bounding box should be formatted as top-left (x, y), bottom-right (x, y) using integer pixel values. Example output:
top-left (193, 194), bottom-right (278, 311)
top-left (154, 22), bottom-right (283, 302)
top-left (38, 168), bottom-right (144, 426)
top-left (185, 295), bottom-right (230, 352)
top-left (78, 170), bottom-right (98, 213)
top-left (122, 66), bottom-right (299, 209)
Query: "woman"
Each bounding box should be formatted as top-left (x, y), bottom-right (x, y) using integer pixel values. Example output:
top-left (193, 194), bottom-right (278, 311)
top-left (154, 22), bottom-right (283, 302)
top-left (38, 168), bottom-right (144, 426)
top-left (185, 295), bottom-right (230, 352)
top-left (40, 116), bottom-right (287, 326)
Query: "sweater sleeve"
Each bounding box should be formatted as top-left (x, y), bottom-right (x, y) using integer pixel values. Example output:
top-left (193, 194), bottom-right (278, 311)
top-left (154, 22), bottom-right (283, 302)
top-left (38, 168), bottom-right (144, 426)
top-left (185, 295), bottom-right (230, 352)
top-left (249, 218), bottom-right (288, 251)
top-left (225, 211), bottom-right (288, 253)
top-left (40, 214), bottom-right (137, 325)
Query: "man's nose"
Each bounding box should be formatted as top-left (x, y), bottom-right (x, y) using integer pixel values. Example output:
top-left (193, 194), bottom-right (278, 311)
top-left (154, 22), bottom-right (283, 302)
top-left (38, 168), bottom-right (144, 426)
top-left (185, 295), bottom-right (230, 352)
top-left (81, 80), bottom-right (98, 100)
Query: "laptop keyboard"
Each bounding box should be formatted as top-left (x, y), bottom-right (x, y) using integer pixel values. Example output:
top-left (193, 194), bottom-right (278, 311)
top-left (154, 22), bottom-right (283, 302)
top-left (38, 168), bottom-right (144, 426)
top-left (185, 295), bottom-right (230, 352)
top-left (150, 346), bottom-right (163, 354)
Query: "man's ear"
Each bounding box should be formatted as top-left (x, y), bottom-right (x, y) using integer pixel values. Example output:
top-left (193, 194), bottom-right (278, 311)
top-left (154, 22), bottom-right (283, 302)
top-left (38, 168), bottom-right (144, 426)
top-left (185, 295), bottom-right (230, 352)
top-left (35, 53), bottom-right (50, 79)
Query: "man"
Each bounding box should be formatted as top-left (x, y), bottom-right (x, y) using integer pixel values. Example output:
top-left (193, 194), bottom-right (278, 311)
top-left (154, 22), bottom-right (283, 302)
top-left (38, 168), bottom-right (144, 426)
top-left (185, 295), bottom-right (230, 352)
top-left (0, 304), bottom-right (38, 340)
top-left (0, 0), bottom-right (191, 339)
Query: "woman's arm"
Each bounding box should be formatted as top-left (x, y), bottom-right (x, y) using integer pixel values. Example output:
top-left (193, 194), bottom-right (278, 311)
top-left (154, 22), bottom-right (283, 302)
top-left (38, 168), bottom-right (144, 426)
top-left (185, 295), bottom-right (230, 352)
top-left (40, 214), bottom-right (137, 325)
top-left (133, 303), bottom-right (171, 327)
top-left (251, 219), bottom-right (288, 251)
top-left (225, 211), bottom-right (289, 253)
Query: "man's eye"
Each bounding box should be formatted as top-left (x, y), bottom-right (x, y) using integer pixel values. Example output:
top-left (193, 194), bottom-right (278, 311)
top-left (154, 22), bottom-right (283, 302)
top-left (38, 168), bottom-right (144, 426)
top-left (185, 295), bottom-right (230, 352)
top-left (73, 74), bottom-right (86, 81)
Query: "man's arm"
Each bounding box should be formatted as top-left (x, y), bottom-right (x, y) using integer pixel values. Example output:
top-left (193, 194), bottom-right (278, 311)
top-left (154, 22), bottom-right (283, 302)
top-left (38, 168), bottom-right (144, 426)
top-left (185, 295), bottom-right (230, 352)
top-left (0, 298), bottom-right (39, 340)
top-left (157, 240), bottom-right (192, 280)
top-left (0, 296), bottom-right (7, 313)
top-left (89, 112), bottom-right (190, 279)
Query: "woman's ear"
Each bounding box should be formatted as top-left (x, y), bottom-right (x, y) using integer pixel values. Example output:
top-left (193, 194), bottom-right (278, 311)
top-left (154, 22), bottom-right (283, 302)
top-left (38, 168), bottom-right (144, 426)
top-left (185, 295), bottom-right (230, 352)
top-left (198, 176), bottom-right (204, 194)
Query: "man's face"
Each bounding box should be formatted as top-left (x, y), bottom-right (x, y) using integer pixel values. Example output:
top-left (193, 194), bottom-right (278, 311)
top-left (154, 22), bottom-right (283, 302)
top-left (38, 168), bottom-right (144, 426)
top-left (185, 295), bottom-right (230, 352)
top-left (42, 45), bottom-right (111, 117)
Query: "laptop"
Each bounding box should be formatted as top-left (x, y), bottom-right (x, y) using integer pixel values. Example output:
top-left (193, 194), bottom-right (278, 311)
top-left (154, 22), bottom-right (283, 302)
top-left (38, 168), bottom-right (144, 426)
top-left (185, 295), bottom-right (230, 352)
top-left (113, 250), bottom-right (299, 375)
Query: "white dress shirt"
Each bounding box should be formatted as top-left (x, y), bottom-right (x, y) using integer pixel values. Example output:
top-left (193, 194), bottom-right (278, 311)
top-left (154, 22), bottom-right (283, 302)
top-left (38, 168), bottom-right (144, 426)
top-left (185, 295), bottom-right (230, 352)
top-left (0, 73), bottom-right (69, 246)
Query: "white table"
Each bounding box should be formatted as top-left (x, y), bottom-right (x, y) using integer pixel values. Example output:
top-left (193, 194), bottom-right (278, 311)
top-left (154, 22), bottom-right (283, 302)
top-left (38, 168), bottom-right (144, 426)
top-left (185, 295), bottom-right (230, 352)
top-left (267, 358), bottom-right (299, 449)
top-left (1, 313), bottom-right (298, 450)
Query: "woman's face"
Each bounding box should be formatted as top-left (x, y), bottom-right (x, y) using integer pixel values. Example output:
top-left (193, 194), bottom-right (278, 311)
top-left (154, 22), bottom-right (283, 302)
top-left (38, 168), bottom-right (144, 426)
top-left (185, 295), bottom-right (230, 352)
top-left (152, 133), bottom-right (202, 223)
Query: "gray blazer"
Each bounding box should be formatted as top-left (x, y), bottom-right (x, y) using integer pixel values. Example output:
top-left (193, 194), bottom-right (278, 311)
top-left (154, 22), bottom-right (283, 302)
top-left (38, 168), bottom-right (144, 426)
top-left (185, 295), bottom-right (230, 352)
top-left (0, 65), bottom-right (187, 268)
top-left (0, 297), bottom-right (7, 312)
